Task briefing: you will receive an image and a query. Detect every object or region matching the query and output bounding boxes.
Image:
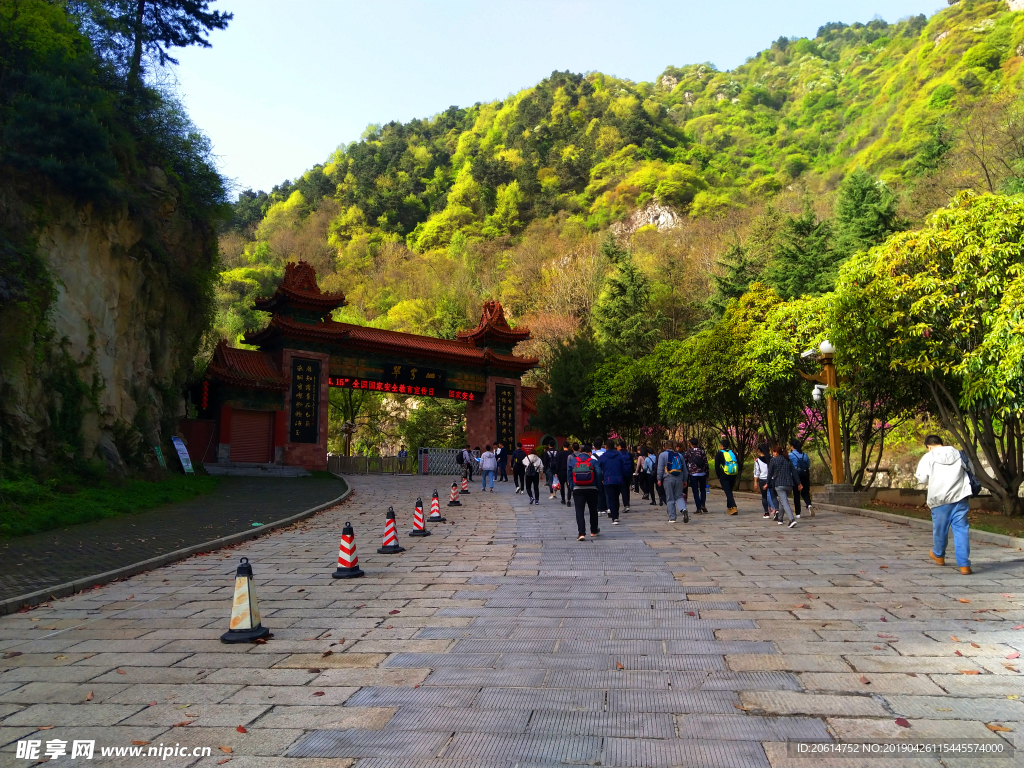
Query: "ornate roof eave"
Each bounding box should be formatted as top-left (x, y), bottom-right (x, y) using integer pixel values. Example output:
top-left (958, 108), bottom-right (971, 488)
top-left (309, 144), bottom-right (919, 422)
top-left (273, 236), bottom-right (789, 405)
top-left (206, 340), bottom-right (289, 391)
top-left (456, 300), bottom-right (531, 347)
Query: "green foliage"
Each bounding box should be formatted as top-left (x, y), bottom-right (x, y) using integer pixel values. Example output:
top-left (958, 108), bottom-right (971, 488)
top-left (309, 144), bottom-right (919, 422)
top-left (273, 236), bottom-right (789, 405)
top-left (832, 169), bottom-right (905, 259)
top-left (835, 191), bottom-right (1024, 512)
top-left (0, 464), bottom-right (218, 538)
top-left (534, 335), bottom-right (605, 438)
top-left (761, 207), bottom-right (837, 299)
top-left (592, 239), bottom-right (663, 354)
top-left (584, 355), bottom-right (660, 445)
top-left (396, 398), bottom-right (466, 457)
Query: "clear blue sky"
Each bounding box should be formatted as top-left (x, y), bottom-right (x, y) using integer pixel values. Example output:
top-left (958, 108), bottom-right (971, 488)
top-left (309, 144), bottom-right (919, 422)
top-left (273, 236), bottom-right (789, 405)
top-left (173, 0), bottom-right (946, 195)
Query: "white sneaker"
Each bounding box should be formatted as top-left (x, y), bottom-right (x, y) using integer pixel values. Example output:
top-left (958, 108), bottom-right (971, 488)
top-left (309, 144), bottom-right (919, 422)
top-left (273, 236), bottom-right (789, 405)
top-left (777, 520), bottom-right (783, 525)
top-left (612, 520), bottom-right (619, 525)
top-left (789, 519), bottom-right (798, 528)
top-left (668, 519), bottom-right (676, 523)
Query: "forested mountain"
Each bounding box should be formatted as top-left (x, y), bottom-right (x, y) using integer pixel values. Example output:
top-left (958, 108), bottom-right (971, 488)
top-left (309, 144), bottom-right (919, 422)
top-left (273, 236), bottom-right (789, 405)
top-left (218, 0), bottom-right (1022, 400)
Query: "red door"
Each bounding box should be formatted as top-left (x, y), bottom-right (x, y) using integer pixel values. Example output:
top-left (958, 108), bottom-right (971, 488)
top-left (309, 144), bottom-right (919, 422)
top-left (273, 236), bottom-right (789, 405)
top-left (230, 410), bottom-right (274, 463)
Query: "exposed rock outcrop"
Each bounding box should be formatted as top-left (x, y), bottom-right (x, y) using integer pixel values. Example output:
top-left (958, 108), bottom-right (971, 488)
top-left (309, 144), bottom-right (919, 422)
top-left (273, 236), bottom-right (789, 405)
top-left (610, 201), bottom-right (683, 238)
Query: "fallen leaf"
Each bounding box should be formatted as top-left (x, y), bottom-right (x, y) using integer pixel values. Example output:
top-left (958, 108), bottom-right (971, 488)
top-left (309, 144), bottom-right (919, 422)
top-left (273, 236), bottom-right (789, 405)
top-left (307, 668), bottom-right (321, 674)
top-left (218, 760), bottom-right (231, 765)
top-left (971, 642), bottom-right (980, 648)
top-left (1001, 594), bottom-right (1013, 598)
top-left (38, 726), bottom-right (54, 730)
top-left (958, 598), bottom-right (971, 604)
top-left (176, 704), bottom-right (192, 710)
top-left (936, 708), bottom-right (952, 711)
top-left (2, 651), bottom-right (22, 659)
top-left (172, 720), bottom-right (192, 727)
top-left (116, 669), bottom-right (126, 675)
top-left (84, 691), bottom-right (93, 701)
top-left (794, 604), bottom-right (810, 609)
top-left (907, 673), bottom-right (918, 677)
top-left (616, 662), bottom-right (624, 670)
top-left (218, 746), bottom-right (233, 753)
top-left (878, 634), bottom-right (895, 638)
top-left (1008, 652), bottom-right (1021, 659)
top-left (873, 646), bottom-right (883, 650)
top-left (1005, 665), bottom-right (1020, 672)
top-left (986, 724), bottom-right (1012, 733)
top-left (962, 670), bottom-right (980, 675)
top-left (1008, 695), bottom-right (1019, 700)
top-left (236, 726), bottom-right (247, 733)
top-left (955, 650), bottom-right (963, 656)
top-left (321, 650), bottom-right (333, 658)
top-left (1013, 625), bottom-right (1024, 630)
top-left (951, 636), bottom-right (960, 642)
top-left (355, 604), bottom-right (366, 608)
top-left (879, 565), bottom-right (888, 569)
top-left (686, 611), bottom-right (695, 617)
top-left (297, 589), bottom-right (305, 593)
top-left (389, 609), bottom-right (400, 615)
top-left (128, 595), bottom-right (134, 599)
top-left (732, 703), bottom-right (753, 711)
top-left (312, 691), bottom-right (325, 697)
top-left (879, 617), bottom-right (887, 622)
top-left (859, 676), bottom-right (870, 685)
top-left (895, 718), bottom-right (910, 728)
top-left (53, 655), bottom-right (66, 660)
top-left (131, 741), bottom-right (149, 746)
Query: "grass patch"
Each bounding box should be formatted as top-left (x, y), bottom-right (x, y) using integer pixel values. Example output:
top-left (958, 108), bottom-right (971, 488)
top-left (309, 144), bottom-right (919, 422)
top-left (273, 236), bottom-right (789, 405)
top-left (1, 464), bottom-right (219, 539)
top-left (867, 501), bottom-right (1023, 539)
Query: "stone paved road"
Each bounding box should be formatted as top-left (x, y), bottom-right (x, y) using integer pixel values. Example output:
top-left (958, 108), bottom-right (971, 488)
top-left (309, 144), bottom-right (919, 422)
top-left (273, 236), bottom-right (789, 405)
top-left (0, 476), bottom-right (347, 602)
top-left (0, 477), bottom-right (1020, 767)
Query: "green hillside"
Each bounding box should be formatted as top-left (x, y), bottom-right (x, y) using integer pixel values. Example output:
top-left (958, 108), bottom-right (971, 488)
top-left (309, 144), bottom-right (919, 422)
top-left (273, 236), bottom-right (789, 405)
top-left (216, 0), bottom-right (1022, 354)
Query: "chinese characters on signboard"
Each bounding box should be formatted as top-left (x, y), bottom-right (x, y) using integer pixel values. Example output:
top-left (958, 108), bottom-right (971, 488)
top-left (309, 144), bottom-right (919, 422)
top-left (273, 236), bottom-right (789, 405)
top-left (495, 384), bottom-right (516, 447)
top-left (327, 376), bottom-right (477, 401)
top-left (381, 363), bottom-right (447, 389)
top-left (290, 358), bottom-right (320, 443)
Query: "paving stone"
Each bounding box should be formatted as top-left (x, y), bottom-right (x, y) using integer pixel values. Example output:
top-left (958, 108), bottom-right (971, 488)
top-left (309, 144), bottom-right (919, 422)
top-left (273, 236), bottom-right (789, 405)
top-left (727, 654), bottom-right (853, 672)
top-left (287, 729), bottom-right (449, 758)
top-left (675, 713), bottom-right (831, 741)
top-left (120, 702), bottom-right (269, 726)
top-left (442, 732), bottom-right (602, 763)
top-left (607, 689), bottom-right (740, 713)
top-left (0, 682), bottom-right (129, 705)
top-left (311, 668), bottom-right (430, 687)
top-left (760, 740), bottom-right (944, 767)
top-left (475, 687), bottom-right (605, 711)
top-left (741, 691), bottom-right (890, 716)
top-left (3, 703), bottom-right (145, 726)
top-left (602, 737), bottom-right (770, 768)
top-left (825, 716), bottom-right (1004, 741)
top-left (222, 686), bottom-right (358, 706)
top-left (798, 672), bottom-right (945, 695)
top-left (546, 669), bottom-right (670, 689)
top-left (384, 707), bottom-right (530, 733)
top-left (884, 694), bottom-right (1024, 721)
top-left (527, 710), bottom-right (675, 738)
top-left (273, 653), bottom-right (385, 669)
top-left (700, 671), bottom-right (802, 691)
top-left (423, 668), bottom-right (545, 687)
top-left (345, 686), bottom-right (478, 708)
top-left (256, 705), bottom-right (395, 730)
top-left (383, 653), bottom-right (498, 668)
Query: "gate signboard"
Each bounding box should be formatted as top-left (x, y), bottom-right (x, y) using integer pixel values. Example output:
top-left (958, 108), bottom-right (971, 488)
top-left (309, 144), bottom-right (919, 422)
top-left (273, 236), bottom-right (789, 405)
top-left (495, 384), bottom-right (516, 447)
top-left (290, 358), bottom-right (320, 443)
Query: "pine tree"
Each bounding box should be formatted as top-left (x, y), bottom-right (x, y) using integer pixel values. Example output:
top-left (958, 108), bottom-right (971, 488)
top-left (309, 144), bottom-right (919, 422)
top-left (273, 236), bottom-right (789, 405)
top-left (761, 208), bottom-right (837, 299)
top-left (833, 169), bottom-right (905, 258)
top-left (592, 238), bottom-right (663, 355)
top-left (708, 242), bottom-right (763, 317)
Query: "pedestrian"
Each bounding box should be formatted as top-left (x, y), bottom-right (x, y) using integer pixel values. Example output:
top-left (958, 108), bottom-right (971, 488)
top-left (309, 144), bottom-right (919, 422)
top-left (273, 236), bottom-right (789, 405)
top-left (512, 442), bottom-right (526, 493)
top-left (598, 441), bottom-right (627, 525)
top-left (571, 443), bottom-right (601, 540)
top-left (788, 438), bottom-right (813, 518)
top-left (496, 442), bottom-right (509, 482)
top-left (714, 438), bottom-right (739, 514)
top-left (915, 435), bottom-right (975, 575)
top-left (618, 440), bottom-right (633, 512)
top-left (592, 438), bottom-right (609, 514)
top-left (566, 442), bottom-right (581, 499)
top-left (753, 443), bottom-right (772, 518)
top-left (684, 438), bottom-right (710, 515)
top-left (398, 445), bottom-right (408, 473)
top-left (637, 447), bottom-right (650, 500)
top-left (545, 442), bottom-right (559, 498)
top-left (554, 443), bottom-right (570, 505)
top-left (657, 440), bottom-right (689, 523)
top-left (523, 448), bottom-right (544, 504)
top-left (767, 444), bottom-right (801, 528)
top-left (479, 444), bottom-right (497, 492)
top-left (461, 444), bottom-right (475, 482)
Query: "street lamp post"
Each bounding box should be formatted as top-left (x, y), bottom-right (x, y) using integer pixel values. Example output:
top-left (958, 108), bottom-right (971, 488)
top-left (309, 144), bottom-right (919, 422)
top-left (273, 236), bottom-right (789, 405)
top-left (800, 340), bottom-right (844, 485)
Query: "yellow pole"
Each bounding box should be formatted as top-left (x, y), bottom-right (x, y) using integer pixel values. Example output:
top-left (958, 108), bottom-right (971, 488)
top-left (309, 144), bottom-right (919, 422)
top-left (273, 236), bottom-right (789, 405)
top-left (821, 352), bottom-right (844, 485)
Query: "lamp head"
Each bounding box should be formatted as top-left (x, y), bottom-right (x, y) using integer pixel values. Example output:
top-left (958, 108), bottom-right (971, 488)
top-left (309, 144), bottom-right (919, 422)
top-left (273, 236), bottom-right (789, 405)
top-left (819, 339), bottom-right (835, 355)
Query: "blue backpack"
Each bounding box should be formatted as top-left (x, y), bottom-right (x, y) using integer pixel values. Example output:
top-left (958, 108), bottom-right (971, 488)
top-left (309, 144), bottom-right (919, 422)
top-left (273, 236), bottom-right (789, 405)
top-left (667, 451), bottom-right (685, 475)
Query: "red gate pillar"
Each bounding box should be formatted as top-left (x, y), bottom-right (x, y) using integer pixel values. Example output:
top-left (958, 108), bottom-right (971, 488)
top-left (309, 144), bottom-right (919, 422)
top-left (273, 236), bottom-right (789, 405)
top-left (466, 378), bottom-right (521, 448)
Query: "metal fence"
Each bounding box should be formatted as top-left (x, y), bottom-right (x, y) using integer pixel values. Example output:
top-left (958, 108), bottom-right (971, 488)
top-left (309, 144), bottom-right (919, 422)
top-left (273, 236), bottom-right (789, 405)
top-left (327, 454), bottom-right (414, 475)
top-left (416, 448), bottom-right (478, 476)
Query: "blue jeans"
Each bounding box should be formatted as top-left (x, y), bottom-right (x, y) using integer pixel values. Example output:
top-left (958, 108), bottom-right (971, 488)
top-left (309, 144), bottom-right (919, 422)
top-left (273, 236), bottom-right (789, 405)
top-left (931, 498), bottom-right (971, 567)
top-left (481, 470), bottom-right (494, 490)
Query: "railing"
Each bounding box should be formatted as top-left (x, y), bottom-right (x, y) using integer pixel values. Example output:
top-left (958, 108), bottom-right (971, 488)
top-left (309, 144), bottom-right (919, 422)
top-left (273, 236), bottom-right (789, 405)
top-left (327, 454), bottom-right (414, 475)
top-left (416, 448), bottom-right (478, 475)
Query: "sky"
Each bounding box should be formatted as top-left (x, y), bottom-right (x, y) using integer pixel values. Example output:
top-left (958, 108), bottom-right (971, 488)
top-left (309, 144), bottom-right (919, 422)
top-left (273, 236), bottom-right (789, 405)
top-left (173, 0), bottom-right (947, 196)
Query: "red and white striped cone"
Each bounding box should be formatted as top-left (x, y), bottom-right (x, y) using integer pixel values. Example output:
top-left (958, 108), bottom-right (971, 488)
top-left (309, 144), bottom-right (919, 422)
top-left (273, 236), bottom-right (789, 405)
top-left (377, 507), bottom-right (405, 554)
top-left (447, 481), bottom-right (462, 507)
top-left (460, 472), bottom-right (471, 494)
top-left (409, 497), bottom-right (430, 537)
top-left (333, 521), bottom-right (365, 578)
top-left (428, 489), bottom-right (446, 522)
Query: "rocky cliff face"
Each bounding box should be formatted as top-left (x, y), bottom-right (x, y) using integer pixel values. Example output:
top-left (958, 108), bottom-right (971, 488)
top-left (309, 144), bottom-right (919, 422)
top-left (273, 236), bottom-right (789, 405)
top-left (0, 168), bottom-right (218, 468)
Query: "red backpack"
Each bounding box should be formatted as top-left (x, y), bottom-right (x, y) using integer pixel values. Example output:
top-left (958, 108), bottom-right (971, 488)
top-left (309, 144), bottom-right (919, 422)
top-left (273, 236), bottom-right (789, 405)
top-left (572, 456), bottom-right (596, 486)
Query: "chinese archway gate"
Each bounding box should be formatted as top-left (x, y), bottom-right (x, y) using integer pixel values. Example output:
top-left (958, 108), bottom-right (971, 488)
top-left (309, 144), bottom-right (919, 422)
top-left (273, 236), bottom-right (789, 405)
top-left (192, 262), bottom-right (539, 470)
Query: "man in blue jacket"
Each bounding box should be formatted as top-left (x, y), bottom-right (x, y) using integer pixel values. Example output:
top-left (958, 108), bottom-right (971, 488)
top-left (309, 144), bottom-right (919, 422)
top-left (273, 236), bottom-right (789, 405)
top-left (598, 445), bottom-right (629, 525)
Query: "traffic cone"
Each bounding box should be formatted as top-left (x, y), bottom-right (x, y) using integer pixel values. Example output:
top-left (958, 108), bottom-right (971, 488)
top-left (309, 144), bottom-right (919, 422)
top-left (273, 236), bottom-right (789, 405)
top-left (447, 481), bottom-right (462, 507)
top-left (428, 489), bottom-right (446, 522)
top-left (460, 473), bottom-right (471, 494)
top-left (377, 507), bottom-right (405, 554)
top-left (409, 497), bottom-right (430, 537)
top-left (221, 557), bottom-right (270, 643)
top-left (333, 521), bottom-right (365, 578)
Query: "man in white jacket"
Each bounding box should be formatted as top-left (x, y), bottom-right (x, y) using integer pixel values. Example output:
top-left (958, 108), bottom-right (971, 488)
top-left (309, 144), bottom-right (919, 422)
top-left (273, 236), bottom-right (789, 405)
top-left (915, 435), bottom-right (974, 574)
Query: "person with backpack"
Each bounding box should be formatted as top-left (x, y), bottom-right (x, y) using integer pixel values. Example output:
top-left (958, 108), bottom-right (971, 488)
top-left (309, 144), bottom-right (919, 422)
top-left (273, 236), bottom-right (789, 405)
top-left (479, 445), bottom-right (497, 492)
top-left (523, 448), bottom-right (544, 504)
top-left (767, 444), bottom-right (801, 528)
top-left (496, 442), bottom-right (509, 483)
top-left (545, 442), bottom-right (559, 498)
top-left (915, 435), bottom-right (976, 575)
top-left (637, 447), bottom-right (650, 500)
top-left (598, 441), bottom-right (627, 525)
top-left (714, 438), bottom-right (739, 514)
top-left (554, 443), bottom-right (570, 505)
top-left (458, 444), bottom-right (475, 482)
top-left (618, 440), bottom-right (634, 513)
top-left (657, 440), bottom-right (689, 523)
top-left (684, 438), bottom-right (710, 515)
top-left (511, 442), bottom-right (526, 493)
top-left (788, 438), bottom-right (813, 518)
top-left (592, 438), bottom-right (608, 515)
top-left (571, 443), bottom-right (601, 540)
top-left (753, 443), bottom-right (773, 518)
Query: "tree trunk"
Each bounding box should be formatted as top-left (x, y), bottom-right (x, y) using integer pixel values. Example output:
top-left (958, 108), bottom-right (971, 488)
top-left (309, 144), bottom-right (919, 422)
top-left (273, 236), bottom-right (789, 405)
top-left (128, 0), bottom-right (146, 87)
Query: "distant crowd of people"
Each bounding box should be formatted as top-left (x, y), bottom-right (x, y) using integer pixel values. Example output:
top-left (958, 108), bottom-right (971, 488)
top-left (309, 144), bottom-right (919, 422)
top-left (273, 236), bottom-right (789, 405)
top-left (458, 437), bottom-right (814, 541)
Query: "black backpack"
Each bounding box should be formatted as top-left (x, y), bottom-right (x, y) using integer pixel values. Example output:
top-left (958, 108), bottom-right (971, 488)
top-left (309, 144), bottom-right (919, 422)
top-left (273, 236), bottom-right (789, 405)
top-left (959, 450), bottom-right (982, 497)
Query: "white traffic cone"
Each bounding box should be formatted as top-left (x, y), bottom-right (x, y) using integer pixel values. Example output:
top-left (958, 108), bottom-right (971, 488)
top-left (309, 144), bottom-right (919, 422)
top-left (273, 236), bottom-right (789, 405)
top-left (409, 498), bottom-right (430, 537)
top-left (221, 557), bottom-right (270, 643)
top-left (333, 521), bottom-right (365, 578)
top-left (428, 489), bottom-right (446, 522)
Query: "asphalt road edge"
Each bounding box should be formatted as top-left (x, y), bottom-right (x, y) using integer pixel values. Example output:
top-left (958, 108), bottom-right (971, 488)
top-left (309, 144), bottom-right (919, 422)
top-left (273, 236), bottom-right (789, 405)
top-left (0, 475), bottom-right (351, 616)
